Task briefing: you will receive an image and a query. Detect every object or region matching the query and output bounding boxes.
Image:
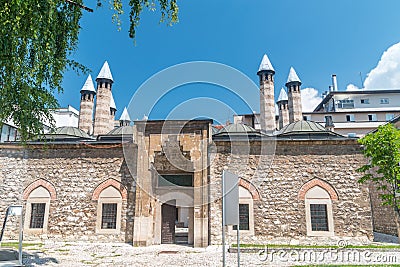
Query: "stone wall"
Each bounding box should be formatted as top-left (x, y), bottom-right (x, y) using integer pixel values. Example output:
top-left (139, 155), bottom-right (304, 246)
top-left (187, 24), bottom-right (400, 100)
top-left (369, 183), bottom-right (398, 236)
top-left (0, 143), bottom-right (136, 243)
top-left (209, 140), bottom-right (374, 245)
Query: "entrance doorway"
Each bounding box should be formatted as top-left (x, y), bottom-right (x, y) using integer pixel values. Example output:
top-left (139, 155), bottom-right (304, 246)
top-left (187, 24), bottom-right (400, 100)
top-left (161, 201), bottom-right (176, 244)
top-left (161, 200), bottom-right (192, 245)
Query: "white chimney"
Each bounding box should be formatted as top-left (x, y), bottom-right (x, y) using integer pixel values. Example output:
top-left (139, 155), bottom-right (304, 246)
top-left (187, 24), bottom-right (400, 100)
top-left (332, 74), bottom-right (338, 91)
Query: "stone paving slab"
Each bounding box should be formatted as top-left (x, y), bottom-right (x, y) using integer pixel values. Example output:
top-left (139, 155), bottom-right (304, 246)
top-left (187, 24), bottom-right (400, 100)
top-left (16, 241), bottom-right (400, 266)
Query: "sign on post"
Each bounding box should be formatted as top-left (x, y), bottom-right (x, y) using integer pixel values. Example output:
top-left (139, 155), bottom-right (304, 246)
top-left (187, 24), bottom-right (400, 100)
top-left (223, 170), bottom-right (239, 226)
top-left (222, 170), bottom-right (240, 267)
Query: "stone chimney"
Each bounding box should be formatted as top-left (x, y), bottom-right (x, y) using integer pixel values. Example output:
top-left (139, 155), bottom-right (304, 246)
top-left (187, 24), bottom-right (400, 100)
top-left (93, 61), bottom-right (113, 135)
top-left (286, 67), bottom-right (303, 123)
top-left (257, 54), bottom-right (276, 132)
top-left (78, 75), bottom-right (96, 135)
top-left (119, 107), bottom-right (131, 126)
top-left (276, 87), bottom-right (289, 129)
top-left (110, 92), bottom-right (117, 131)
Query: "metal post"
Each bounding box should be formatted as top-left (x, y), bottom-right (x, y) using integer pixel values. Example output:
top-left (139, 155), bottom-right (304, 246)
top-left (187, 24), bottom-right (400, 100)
top-left (0, 207), bottom-right (9, 245)
top-left (237, 204), bottom-right (240, 267)
top-left (18, 213), bottom-right (23, 266)
top-left (222, 171), bottom-right (226, 267)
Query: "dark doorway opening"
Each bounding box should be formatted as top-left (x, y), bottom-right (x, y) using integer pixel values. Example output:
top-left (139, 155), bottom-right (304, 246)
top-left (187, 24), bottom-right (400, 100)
top-left (161, 200), bottom-right (176, 244)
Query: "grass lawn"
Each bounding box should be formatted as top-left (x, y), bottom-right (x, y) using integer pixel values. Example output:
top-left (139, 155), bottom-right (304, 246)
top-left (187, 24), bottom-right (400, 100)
top-left (0, 242), bottom-right (41, 249)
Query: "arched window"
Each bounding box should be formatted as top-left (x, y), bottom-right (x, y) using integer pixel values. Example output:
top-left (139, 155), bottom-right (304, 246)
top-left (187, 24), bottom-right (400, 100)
top-left (94, 185), bottom-right (123, 234)
top-left (229, 185), bottom-right (255, 236)
top-left (304, 186), bottom-right (335, 237)
top-left (24, 186), bottom-right (51, 232)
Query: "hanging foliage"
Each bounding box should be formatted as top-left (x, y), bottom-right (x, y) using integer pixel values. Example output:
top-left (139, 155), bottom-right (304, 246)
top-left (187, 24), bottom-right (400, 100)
top-left (0, 0), bottom-right (179, 141)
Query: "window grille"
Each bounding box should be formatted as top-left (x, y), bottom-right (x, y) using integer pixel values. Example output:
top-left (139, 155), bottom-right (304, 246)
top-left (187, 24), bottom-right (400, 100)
top-left (30, 203), bottom-right (46, 229)
top-left (102, 203), bottom-right (117, 229)
top-left (310, 204), bottom-right (329, 231)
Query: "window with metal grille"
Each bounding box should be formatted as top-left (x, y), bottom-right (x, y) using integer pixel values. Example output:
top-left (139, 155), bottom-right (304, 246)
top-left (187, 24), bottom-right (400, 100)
top-left (102, 203), bottom-right (117, 229)
top-left (233, 204), bottom-right (249, 231)
top-left (310, 204), bottom-right (329, 231)
top-left (337, 99), bottom-right (354, 109)
top-left (30, 203), bottom-right (46, 228)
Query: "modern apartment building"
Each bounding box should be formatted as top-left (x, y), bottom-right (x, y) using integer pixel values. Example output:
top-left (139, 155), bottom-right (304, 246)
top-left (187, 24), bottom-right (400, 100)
top-left (303, 89), bottom-right (400, 137)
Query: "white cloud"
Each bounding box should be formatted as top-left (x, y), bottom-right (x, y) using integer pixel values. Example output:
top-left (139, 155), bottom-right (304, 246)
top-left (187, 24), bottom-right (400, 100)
top-left (301, 88), bottom-right (322, 112)
top-left (360, 42), bottom-right (400, 89)
top-left (346, 83), bottom-right (361, 91)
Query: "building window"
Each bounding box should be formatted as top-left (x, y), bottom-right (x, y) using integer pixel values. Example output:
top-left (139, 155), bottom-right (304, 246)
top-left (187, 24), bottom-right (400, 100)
top-left (158, 174), bottom-right (194, 187)
top-left (304, 185), bottom-right (335, 237)
top-left (24, 186), bottom-right (51, 232)
top-left (386, 114), bottom-right (395, 121)
top-left (229, 186), bottom-right (255, 235)
top-left (380, 98), bottom-right (389, 104)
top-left (368, 114), bottom-right (377, 121)
top-left (29, 203), bottom-right (46, 229)
top-left (96, 186), bottom-right (122, 234)
top-left (101, 203), bottom-right (117, 229)
top-left (337, 99), bottom-right (354, 109)
top-left (233, 204), bottom-right (250, 231)
top-left (324, 115), bottom-right (333, 124)
top-left (346, 114), bottom-right (355, 122)
top-left (310, 204), bottom-right (328, 231)
top-left (360, 99), bottom-right (370, 104)
top-left (303, 115), bottom-right (311, 121)
top-left (1, 124), bottom-right (18, 143)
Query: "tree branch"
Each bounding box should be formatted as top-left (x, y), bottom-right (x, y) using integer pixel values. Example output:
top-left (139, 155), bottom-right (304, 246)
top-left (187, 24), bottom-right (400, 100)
top-left (65, 0), bottom-right (93, 12)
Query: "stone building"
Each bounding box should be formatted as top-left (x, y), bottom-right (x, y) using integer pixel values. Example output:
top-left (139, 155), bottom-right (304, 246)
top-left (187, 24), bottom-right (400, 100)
top-left (0, 55), bottom-right (389, 248)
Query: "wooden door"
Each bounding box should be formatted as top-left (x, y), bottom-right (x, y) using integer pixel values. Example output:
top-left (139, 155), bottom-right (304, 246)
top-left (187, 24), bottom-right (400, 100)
top-left (161, 202), bottom-right (176, 244)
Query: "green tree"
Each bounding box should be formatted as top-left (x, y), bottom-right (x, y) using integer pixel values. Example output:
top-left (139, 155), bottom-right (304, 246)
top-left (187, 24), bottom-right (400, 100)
top-left (357, 123), bottom-right (400, 237)
top-left (0, 0), bottom-right (178, 141)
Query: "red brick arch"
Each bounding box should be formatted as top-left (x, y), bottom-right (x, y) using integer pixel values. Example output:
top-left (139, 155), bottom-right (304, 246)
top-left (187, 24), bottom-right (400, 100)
top-left (298, 178), bottom-right (338, 201)
top-left (239, 178), bottom-right (260, 200)
top-left (92, 179), bottom-right (128, 200)
top-left (23, 179), bottom-right (57, 200)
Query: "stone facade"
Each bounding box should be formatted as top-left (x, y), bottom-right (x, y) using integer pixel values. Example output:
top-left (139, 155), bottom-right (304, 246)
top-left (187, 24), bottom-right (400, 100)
top-left (210, 140), bottom-right (373, 245)
top-left (0, 143), bottom-right (136, 242)
top-left (368, 183), bottom-right (398, 236)
top-left (0, 126), bottom-right (386, 247)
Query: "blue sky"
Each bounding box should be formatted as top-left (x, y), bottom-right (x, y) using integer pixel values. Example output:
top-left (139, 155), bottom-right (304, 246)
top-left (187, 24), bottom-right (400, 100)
top-left (59, 0), bottom-right (400, 123)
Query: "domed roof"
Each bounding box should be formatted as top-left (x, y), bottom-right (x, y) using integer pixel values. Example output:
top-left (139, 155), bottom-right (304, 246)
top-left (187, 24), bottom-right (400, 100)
top-left (107, 126), bottom-right (134, 135)
top-left (276, 120), bottom-right (345, 139)
top-left (51, 127), bottom-right (91, 138)
top-left (216, 123), bottom-right (258, 134)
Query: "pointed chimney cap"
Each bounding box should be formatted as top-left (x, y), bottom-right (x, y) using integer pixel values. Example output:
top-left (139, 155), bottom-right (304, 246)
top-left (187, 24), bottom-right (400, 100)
top-left (110, 93), bottom-right (117, 110)
top-left (119, 107), bottom-right (131, 122)
top-left (97, 61), bottom-right (114, 82)
top-left (258, 54), bottom-right (275, 73)
top-left (286, 67), bottom-right (301, 84)
top-left (80, 75), bottom-right (96, 93)
top-left (277, 87), bottom-right (288, 102)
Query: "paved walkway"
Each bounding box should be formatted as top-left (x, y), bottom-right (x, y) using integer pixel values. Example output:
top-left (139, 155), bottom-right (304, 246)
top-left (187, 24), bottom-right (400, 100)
top-left (13, 240), bottom-right (400, 267)
top-left (1, 232), bottom-right (399, 266)
top-left (0, 249), bottom-right (20, 267)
